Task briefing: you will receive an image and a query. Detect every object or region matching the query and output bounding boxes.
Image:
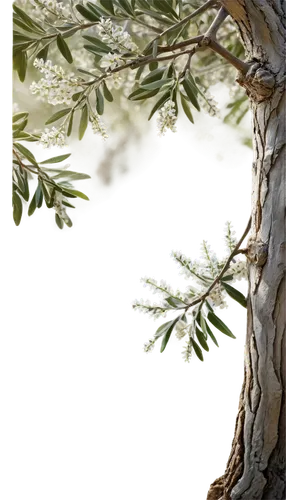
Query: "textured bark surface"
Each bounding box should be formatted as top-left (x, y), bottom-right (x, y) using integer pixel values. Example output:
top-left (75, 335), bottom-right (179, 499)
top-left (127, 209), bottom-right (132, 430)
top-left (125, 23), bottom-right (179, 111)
top-left (207, 1), bottom-right (286, 499)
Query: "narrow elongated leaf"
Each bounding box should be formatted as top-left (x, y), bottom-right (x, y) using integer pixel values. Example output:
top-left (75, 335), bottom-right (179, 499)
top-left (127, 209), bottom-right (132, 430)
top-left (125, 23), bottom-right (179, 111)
top-left (154, 319), bottom-right (175, 340)
top-left (83, 44), bottom-right (106, 56)
top-left (57, 34), bottom-right (73, 63)
top-left (75, 4), bottom-right (100, 21)
top-left (200, 312), bottom-right (221, 347)
top-left (13, 5), bottom-right (45, 33)
top-left (79, 105), bottom-right (89, 140)
top-left (141, 67), bottom-right (166, 85)
top-left (190, 338), bottom-right (204, 361)
top-left (180, 94), bottom-right (194, 123)
top-left (148, 90), bottom-right (170, 121)
top-left (61, 189), bottom-right (89, 200)
top-left (141, 78), bottom-right (173, 90)
top-left (40, 154), bottom-right (71, 165)
top-left (100, 0), bottom-right (115, 14)
top-left (153, 0), bottom-right (179, 19)
top-left (14, 142), bottom-right (37, 165)
top-left (13, 191), bottom-right (23, 226)
top-left (45, 108), bottom-right (71, 125)
top-left (96, 88), bottom-right (104, 115)
top-left (195, 327), bottom-right (209, 351)
top-left (28, 191), bottom-right (37, 216)
top-left (182, 79), bottom-right (200, 111)
top-left (165, 297), bottom-right (186, 308)
top-left (13, 112), bottom-right (29, 123)
top-left (82, 35), bottom-right (111, 53)
top-left (52, 171), bottom-right (91, 180)
top-left (102, 82), bottom-right (113, 102)
top-left (55, 213), bottom-right (64, 229)
top-left (35, 181), bottom-right (43, 207)
top-left (116, 0), bottom-right (134, 16)
top-left (222, 282), bottom-right (247, 308)
top-left (131, 89), bottom-right (160, 101)
top-left (160, 317), bottom-right (180, 353)
top-left (208, 311), bottom-right (236, 339)
top-left (67, 112), bottom-right (74, 137)
top-left (13, 50), bottom-right (27, 82)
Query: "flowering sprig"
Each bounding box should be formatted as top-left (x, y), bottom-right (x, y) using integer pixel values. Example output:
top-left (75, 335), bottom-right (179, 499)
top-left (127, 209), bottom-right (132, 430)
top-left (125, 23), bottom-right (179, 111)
top-left (30, 0), bottom-right (72, 20)
top-left (30, 59), bottom-right (82, 106)
top-left (157, 100), bottom-right (177, 135)
top-left (98, 18), bottom-right (139, 55)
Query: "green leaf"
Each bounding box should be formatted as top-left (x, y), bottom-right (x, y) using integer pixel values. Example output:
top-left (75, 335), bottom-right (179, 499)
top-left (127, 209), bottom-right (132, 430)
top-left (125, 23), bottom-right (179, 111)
top-left (83, 44), bottom-right (107, 56)
top-left (149, 61), bottom-right (158, 71)
top-left (140, 78), bottom-right (173, 90)
top-left (13, 190), bottom-right (23, 226)
top-left (55, 213), bottom-right (64, 229)
top-left (13, 112), bottom-right (29, 123)
top-left (82, 35), bottom-right (111, 53)
top-left (52, 171), bottom-right (91, 181)
top-left (39, 154), bottom-right (71, 165)
top-left (13, 50), bottom-right (27, 82)
top-left (128, 89), bottom-right (159, 101)
top-left (36, 42), bottom-right (50, 61)
top-left (148, 91), bottom-right (170, 121)
top-left (13, 5), bottom-right (45, 33)
top-left (116, 0), bottom-right (134, 16)
top-left (165, 297), bottom-right (186, 308)
top-left (61, 189), bottom-right (89, 200)
top-left (100, 0), bottom-right (115, 14)
top-left (35, 181), bottom-right (43, 207)
top-left (207, 311), bottom-right (236, 339)
top-left (45, 108), bottom-right (71, 125)
top-left (14, 142), bottom-right (37, 166)
top-left (41, 182), bottom-right (54, 208)
top-left (57, 34), bottom-right (73, 63)
top-left (67, 112), bottom-right (74, 137)
top-left (96, 88), bottom-right (104, 115)
top-left (190, 338), bottom-right (204, 361)
top-left (195, 327), bottom-right (209, 351)
top-left (28, 190), bottom-right (37, 216)
top-left (154, 319), bottom-right (175, 340)
top-left (200, 312), bottom-right (221, 347)
top-left (222, 282), bottom-right (247, 308)
top-left (158, 317), bottom-right (179, 354)
top-left (153, 0), bottom-right (179, 19)
top-left (181, 78), bottom-right (200, 111)
top-left (79, 105), bottom-right (89, 140)
top-left (141, 67), bottom-right (166, 85)
top-left (180, 94), bottom-right (194, 123)
top-left (75, 4), bottom-right (101, 21)
top-left (102, 82), bottom-right (113, 102)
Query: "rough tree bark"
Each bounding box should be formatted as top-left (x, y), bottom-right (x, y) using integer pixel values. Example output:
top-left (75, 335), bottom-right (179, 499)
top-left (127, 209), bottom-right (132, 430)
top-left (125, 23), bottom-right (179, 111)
top-left (207, 1), bottom-right (285, 499)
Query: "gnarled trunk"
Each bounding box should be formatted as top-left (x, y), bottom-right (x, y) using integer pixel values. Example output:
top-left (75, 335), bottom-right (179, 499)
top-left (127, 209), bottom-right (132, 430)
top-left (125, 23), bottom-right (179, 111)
top-left (207, 1), bottom-right (285, 499)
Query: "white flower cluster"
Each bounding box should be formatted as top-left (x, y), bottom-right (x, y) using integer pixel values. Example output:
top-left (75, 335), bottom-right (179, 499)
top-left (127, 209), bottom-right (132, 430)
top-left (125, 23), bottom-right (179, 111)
top-left (30, 59), bottom-right (82, 106)
top-left (157, 100), bottom-right (177, 136)
top-left (132, 300), bottom-right (167, 319)
top-left (90, 113), bottom-right (108, 140)
top-left (182, 337), bottom-right (192, 363)
top-left (209, 284), bottom-right (227, 309)
top-left (200, 91), bottom-right (220, 118)
top-left (175, 320), bottom-right (188, 340)
top-left (143, 339), bottom-right (155, 353)
top-left (53, 191), bottom-right (72, 226)
top-left (229, 260), bottom-right (248, 281)
top-left (224, 221), bottom-right (237, 252)
top-left (98, 18), bottom-right (139, 53)
top-left (171, 251), bottom-right (202, 283)
top-left (40, 126), bottom-right (66, 148)
top-left (142, 277), bottom-right (174, 298)
top-left (30, 0), bottom-right (71, 19)
top-left (100, 52), bottom-right (124, 71)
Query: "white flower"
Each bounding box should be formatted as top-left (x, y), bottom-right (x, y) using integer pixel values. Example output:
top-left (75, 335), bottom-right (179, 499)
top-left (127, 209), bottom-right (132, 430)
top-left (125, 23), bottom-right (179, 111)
top-left (143, 339), bottom-right (155, 353)
top-left (30, 0), bottom-right (71, 19)
top-left (40, 127), bottom-right (66, 148)
top-left (229, 260), bottom-right (247, 281)
top-left (98, 18), bottom-right (138, 53)
top-left (100, 53), bottom-right (124, 71)
top-left (182, 338), bottom-right (192, 362)
top-left (31, 59), bottom-right (82, 106)
top-left (90, 113), bottom-right (108, 139)
top-left (157, 100), bottom-right (177, 136)
top-left (175, 320), bottom-right (188, 340)
top-left (209, 284), bottom-right (227, 309)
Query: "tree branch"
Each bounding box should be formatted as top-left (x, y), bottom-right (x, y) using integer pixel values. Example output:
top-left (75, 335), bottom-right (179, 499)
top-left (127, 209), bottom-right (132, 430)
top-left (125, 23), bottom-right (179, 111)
top-left (204, 7), bottom-right (229, 39)
top-left (185, 217), bottom-right (252, 311)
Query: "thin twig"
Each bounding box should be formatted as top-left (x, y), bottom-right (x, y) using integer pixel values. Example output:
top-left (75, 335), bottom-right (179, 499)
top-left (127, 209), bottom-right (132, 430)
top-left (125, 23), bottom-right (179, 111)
top-left (185, 217), bottom-right (252, 311)
top-left (204, 7), bottom-right (229, 40)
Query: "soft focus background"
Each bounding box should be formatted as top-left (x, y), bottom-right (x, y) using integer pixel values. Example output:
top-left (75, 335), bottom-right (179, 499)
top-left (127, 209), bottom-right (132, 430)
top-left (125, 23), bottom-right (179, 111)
top-left (12, 0), bottom-right (251, 211)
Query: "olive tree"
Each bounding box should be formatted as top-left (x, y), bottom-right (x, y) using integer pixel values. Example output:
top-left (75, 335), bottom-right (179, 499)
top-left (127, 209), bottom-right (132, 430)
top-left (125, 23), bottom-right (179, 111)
top-left (13, 1), bottom-right (285, 498)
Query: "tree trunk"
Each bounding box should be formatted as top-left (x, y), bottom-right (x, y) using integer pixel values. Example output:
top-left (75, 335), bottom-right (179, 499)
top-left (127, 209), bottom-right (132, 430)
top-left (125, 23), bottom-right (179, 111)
top-left (207, 1), bottom-right (285, 499)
